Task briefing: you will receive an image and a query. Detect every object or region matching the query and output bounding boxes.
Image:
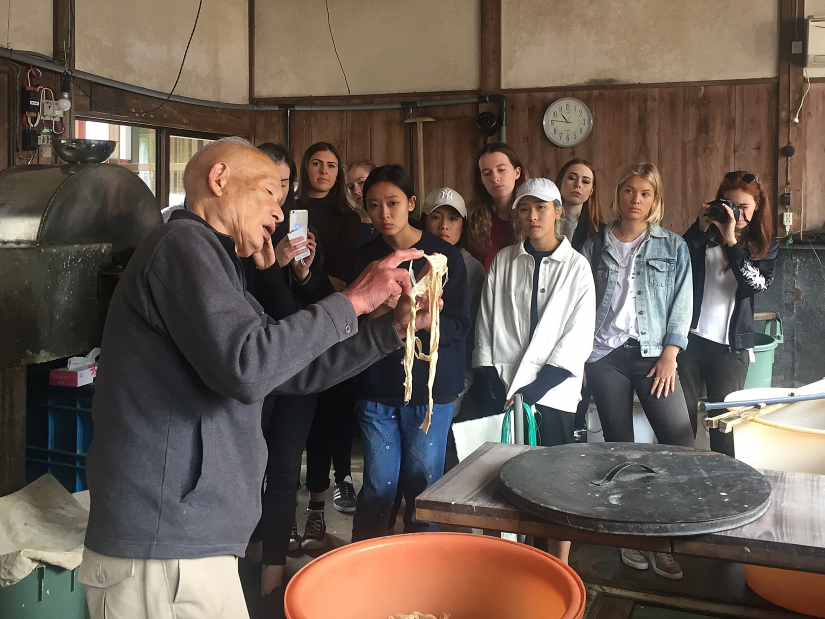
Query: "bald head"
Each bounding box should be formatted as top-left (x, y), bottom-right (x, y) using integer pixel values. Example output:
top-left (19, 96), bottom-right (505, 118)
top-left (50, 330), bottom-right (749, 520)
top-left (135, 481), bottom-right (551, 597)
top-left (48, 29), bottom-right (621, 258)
top-left (183, 136), bottom-right (285, 257)
top-left (183, 137), bottom-right (281, 202)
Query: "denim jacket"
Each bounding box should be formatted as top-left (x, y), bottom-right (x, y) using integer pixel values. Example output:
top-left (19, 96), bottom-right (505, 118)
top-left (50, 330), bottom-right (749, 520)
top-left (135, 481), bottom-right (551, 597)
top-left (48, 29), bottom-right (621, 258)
top-left (581, 223), bottom-right (693, 357)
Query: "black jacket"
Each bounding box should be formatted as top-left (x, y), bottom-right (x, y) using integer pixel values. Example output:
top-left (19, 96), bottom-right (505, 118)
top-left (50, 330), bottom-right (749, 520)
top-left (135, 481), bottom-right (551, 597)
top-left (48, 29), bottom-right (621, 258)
top-left (683, 220), bottom-right (779, 351)
top-left (570, 217), bottom-right (605, 252)
top-left (242, 223), bottom-right (333, 321)
top-left (289, 195), bottom-right (360, 283)
top-left (353, 232), bottom-right (471, 405)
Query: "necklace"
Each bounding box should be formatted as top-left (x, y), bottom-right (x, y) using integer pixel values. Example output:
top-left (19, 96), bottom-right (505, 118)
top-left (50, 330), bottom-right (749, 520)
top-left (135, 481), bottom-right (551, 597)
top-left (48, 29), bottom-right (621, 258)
top-left (611, 230), bottom-right (646, 269)
top-left (612, 224), bottom-right (647, 243)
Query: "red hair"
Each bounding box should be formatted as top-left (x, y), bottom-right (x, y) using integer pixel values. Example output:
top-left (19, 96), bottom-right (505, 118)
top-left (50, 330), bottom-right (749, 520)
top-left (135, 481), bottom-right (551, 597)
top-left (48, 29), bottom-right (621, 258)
top-left (715, 172), bottom-right (772, 259)
top-left (555, 158), bottom-right (603, 235)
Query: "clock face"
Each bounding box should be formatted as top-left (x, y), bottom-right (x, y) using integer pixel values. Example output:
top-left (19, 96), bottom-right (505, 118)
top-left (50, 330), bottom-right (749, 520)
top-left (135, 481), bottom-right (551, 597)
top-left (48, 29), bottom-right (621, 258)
top-left (543, 98), bottom-right (593, 147)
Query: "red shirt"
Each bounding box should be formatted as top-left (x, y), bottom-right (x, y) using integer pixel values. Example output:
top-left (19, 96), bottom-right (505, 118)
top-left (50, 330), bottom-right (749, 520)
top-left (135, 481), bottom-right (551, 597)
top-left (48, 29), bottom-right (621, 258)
top-left (470, 216), bottom-right (517, 272)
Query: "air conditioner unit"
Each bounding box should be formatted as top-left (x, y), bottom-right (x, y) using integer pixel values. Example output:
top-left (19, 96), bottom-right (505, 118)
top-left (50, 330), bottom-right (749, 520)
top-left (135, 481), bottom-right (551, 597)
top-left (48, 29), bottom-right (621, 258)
top-left (807, 17), bottom-right (825, 68)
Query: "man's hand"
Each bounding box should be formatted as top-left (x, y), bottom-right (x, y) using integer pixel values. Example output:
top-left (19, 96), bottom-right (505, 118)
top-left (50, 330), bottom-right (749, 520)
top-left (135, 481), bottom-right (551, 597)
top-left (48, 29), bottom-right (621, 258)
top-left (252, 238), bottom-right (277, 270)
top-left (391, 288), bottom-right (444, 340)
top-left (342, 249), bottom-right (424, 316)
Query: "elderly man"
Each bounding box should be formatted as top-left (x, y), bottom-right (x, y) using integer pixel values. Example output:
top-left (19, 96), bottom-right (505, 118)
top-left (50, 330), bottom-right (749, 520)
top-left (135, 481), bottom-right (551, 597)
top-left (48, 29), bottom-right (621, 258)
top-left (78, 138), bottom-right (432, 619)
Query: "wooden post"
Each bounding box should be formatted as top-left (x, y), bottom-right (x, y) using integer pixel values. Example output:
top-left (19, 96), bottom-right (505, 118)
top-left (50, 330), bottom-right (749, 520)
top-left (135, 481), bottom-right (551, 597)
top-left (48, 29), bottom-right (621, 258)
top-left (0, 366), bottom-right (27, 496)
top-left (404, 116), bottom-right (435, 217)
top-left (248, 0), bottom-right (256, 107)
top-left (777, 0), bottom-right (806, 235)
top-left (53, 0), bottom-right (76, 137)
top-left (480, 0), bottom-right (502, 95)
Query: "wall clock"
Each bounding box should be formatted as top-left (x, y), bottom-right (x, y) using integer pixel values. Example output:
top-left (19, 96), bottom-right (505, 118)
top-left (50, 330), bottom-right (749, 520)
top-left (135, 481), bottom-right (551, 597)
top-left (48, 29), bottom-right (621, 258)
top-left (543, 98), bottom-right (593, 147)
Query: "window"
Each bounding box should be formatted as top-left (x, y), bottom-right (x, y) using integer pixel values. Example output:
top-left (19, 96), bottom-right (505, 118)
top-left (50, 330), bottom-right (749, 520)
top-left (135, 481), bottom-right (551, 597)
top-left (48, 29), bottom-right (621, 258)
top-left (75, 120), bottom-right (157, 195)
top-left (169, 135), bottom-right (215, 207)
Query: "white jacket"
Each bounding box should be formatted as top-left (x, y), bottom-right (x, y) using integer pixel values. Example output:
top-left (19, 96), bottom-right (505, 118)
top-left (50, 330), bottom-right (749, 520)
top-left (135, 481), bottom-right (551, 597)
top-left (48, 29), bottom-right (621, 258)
top-left (473, 237), bottom-right (596, 413)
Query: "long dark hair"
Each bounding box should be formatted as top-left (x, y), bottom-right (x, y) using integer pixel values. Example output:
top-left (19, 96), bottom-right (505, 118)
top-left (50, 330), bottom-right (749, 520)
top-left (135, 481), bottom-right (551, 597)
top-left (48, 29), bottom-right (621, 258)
top-left (257, 142), bottom-right (296, 206)
top-left (715, 172), bottom-right (773, 259)
top-left (555, 158), bottom-right (603, 236)
top-left (467, 142), bottom-right (527, 252)
top-left (298, 142), bottom-right (348, 213)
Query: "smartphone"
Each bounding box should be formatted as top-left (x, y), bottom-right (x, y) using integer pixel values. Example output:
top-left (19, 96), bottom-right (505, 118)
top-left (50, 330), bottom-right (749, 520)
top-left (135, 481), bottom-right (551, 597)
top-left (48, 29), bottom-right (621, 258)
top-left (288, 209), bottom-right (311, 261)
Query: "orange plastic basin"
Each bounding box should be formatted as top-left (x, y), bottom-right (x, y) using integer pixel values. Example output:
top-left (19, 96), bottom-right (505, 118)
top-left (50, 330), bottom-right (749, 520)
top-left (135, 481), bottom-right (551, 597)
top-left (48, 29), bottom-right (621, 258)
top-left (284, 532), bottom-right (585, 619)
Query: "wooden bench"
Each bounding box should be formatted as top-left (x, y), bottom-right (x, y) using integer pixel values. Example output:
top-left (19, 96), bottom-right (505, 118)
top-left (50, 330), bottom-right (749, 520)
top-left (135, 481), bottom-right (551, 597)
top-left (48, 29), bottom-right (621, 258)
top-left (416, 442), bottom-right (825, 573)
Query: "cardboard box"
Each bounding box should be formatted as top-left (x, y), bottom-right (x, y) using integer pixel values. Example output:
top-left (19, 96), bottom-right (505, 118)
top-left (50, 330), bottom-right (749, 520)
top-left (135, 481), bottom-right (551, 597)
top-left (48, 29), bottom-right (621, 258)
top-left (49, 365), bottom-right (96, 387)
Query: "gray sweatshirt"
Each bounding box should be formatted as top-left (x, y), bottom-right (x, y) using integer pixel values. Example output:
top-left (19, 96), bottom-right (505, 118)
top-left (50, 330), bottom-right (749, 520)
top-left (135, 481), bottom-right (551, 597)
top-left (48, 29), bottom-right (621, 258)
top-left (84, 212), bottom-right (402, 559)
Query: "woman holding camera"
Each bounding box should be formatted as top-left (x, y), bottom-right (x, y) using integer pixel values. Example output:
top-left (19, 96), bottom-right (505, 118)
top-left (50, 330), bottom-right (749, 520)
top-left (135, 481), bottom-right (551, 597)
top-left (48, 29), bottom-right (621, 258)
top-left (679, 171), bottom-right (778, 457)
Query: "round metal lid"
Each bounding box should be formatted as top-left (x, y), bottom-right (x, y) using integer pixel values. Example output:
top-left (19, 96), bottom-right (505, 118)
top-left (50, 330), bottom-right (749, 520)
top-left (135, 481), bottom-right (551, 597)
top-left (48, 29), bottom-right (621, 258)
top-left (499, 443), bottom-right (772, 536)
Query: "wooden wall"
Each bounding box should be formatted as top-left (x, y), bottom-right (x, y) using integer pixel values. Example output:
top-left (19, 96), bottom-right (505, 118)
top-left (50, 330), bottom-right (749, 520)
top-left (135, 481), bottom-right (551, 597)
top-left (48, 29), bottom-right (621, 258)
top-left (254, 80), bottom-right (781, 236)
top-left (253, 98), bottom-right (481, 208)
top-left (506, 81), bottom-right (779, 235)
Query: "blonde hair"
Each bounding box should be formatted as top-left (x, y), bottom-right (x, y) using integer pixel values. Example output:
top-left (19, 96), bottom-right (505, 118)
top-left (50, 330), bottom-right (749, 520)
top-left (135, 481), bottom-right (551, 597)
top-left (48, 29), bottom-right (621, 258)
top-left (609, 162), bottom-right (664, 226)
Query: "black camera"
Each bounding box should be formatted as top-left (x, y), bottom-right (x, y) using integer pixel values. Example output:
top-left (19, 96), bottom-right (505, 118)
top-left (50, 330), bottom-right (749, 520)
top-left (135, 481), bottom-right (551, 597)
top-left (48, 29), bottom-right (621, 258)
top-left (706, 198), bottom-right (740, 224)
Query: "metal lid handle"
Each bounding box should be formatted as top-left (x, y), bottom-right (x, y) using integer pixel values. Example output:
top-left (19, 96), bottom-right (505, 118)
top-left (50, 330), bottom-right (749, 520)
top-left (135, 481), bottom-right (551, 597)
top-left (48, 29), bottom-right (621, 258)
top-left (591, 462), bottom-right (657, 486)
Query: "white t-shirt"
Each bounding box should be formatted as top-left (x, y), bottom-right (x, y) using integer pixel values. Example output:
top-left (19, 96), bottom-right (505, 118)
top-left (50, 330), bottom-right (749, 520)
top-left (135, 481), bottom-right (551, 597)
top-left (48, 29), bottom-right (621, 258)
top-left (588, 233), bottom-right (645, 362)
top-left (562, 210), bottom-right (581, 243)
top-left (692, 245), bottom-right (738, 345)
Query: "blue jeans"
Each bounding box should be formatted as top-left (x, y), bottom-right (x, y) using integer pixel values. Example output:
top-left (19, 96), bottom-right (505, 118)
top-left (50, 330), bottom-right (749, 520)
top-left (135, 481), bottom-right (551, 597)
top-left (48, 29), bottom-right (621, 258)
top-left (351, 400), bottom-right (453, 542)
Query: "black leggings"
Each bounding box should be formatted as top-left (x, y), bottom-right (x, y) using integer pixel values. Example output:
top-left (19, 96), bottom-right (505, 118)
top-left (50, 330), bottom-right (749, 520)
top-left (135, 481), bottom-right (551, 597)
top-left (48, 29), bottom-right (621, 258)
top-left (587, 344), bottom-right (694, 447)
top-left (305, 379), bottom-right (356, 493)
top-left (250, 392), bottom-right (318, 565)
top-left (678, 333), bottom-right (749, 457)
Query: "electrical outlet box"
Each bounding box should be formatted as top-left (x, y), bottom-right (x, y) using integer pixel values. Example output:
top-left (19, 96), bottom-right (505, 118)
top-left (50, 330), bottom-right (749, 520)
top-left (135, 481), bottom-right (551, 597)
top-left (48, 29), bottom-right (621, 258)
top-left (782, 192), bottom-right (791, 206)
top-left (792, 41), bottom-right (803, 54)
top-left (39, 144), bottom-right (53, 159)
top-left (807, 17), bottom-right (825, 67)
top-left (40, 100), bottom-right (63, 122)
top-left (37, 133), bottom-right (50, 145)
top-left (783, 212), bottom-right (793, 228)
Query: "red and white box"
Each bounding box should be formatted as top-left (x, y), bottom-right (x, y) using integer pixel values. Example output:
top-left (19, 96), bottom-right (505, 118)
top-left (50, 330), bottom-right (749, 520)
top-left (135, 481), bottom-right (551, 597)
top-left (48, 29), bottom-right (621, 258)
top-left (49, 348), bottom-right (100, 387)
top-left (49, 365), bottom-right (97, 387)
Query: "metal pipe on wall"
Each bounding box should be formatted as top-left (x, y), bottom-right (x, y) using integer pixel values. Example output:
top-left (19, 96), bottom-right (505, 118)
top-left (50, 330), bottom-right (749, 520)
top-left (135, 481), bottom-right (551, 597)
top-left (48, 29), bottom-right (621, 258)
top-left (1, 46), bottom-right (508, 142)
top-left (283, 106), bottom-right (293, 151)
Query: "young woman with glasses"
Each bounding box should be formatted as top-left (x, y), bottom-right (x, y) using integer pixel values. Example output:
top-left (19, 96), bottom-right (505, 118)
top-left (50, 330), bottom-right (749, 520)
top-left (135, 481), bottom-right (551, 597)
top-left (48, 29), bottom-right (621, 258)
top-left (679, 171), bottom-right (778, 457)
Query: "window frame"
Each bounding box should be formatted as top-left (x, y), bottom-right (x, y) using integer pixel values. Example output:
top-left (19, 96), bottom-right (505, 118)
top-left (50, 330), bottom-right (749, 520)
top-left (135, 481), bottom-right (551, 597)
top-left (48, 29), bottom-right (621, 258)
top-left (74, 116), bottom-right (225, 210)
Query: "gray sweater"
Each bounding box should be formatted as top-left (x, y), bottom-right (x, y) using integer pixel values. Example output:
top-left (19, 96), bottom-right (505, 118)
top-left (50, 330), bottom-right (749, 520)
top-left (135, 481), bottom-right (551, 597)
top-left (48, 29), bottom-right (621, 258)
top-left (84, 212), bottom-right (402, 560)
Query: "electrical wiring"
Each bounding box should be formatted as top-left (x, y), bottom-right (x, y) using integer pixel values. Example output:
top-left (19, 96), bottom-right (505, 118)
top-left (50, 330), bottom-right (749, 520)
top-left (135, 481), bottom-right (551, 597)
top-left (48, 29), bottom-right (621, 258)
top-left (26, 67), bottom-right (41, 88)
top-left (140, 0), bottom-right (203, 115)
top-left (793, 68), bottom-right (811, 123)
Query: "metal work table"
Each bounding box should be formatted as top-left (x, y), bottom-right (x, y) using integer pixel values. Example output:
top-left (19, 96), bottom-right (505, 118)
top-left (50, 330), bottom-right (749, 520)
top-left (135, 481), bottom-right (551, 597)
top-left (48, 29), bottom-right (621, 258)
top-left (416, 442), bottom-right (825, 574)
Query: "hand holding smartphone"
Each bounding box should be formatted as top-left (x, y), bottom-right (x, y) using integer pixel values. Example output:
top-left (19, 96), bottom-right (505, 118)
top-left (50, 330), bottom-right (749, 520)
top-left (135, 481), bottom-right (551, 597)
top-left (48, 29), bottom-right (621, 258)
top-left (288, 209), bottom-right (311, 261)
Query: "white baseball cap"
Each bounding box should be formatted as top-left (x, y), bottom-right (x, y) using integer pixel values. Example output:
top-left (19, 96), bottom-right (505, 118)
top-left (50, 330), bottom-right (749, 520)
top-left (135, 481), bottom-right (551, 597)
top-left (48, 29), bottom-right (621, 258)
top-left (422, 187), bottom-right (467, 217)
top-left (511, 178), bottom-right (562, 210)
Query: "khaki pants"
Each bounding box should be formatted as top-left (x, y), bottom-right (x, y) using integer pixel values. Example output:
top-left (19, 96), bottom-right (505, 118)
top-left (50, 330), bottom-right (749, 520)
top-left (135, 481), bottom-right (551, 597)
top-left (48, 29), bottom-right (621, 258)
top-left (78, 548), bottom-right (249, 619)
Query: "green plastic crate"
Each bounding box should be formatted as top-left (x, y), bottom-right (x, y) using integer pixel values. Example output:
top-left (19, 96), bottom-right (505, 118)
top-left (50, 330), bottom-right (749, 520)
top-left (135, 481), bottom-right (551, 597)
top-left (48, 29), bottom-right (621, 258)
top-left (0, 565), bottom-right (88, 619)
